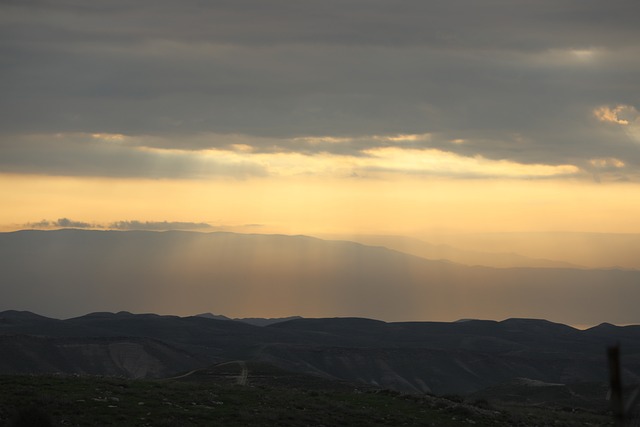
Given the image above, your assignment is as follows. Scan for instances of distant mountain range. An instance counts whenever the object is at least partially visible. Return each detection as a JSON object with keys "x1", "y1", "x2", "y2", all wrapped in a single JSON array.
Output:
[
  {"x1": 419, "y1": 231, "x2": 640, "y2": 270},
  {"x1": 320, "y1": 234, "x2": 585, "y2": 269},
  {"x1": 1, "y1": 229, "x2": 640, "y2": 325},
  {"x1": 1, "y1": 310, "x2": 639, "y2": 397},
  {"x1": 195, "y1": 312, "x2": 303, "y2": 326}
]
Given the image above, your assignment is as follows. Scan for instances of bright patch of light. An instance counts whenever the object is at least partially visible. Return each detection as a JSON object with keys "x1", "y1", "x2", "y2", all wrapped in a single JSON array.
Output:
[
  {"x1": 374, "y1": 133, "x2": 431, "y2": 142},
  {"x1": 569, "y1": 49, "x2": 595, "y2": 61},
  {"x1": 589, "y1": 158, "x2": 625, "y2": 169},
  {"x1": 151, "y1": 146, "x2": 581, "y2": 180},
  {"x1": 230, "y1": 144, "x2": 254, "y2": 152},
  {"x1": 293, "y1": 136, "x2": 353, "y2": 145},
  {"x1": 527, "y1": 48, "x2": 599, "y2": 67},
  {"x1": 360, "y1": 148, "x2": 579, "y2": 179},
  {"x1": 22, "y1": 131, "x2": 584, "y2": 181},
  {"x1": 593, "y1": 105, "x2": 638, "y2": 125},
  {"x1": 91, "y1": 133, "x2": 126, "y2": 142}
]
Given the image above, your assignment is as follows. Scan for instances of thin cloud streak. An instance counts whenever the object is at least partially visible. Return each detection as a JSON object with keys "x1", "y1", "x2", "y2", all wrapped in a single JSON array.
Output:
[
  {"x1": 0, "y1": 133, "x2": 268, "y2": 179},
  {"x1": 23, "y1": 218, "x2": 213, "y2": 231},
  {"x1": 25, "y1": 218, "x2": 95, "y2": 229},
  {"x1": 20, "y1": 218, "x2": 269, "y2": 233},
  {"x1": 109, "y1": 221, "x2": 213, "y2": 231},
  {"x1": 1, "y1": 132, "x2": 627, "y2": 181}
]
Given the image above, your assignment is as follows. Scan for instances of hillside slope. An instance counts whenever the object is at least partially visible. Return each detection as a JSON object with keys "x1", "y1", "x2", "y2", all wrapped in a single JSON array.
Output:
[{"x1": 2, "y1": 310, "x2": 640, "y2": 395}]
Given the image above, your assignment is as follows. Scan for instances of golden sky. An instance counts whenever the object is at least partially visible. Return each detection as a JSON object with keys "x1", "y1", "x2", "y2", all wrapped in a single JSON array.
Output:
[
  {"x1": 2, "y1": 1, "x2": 640, "y2": 239},
  {"x1": 3, "y1": 163, "x2": 640, "y2": 237}
]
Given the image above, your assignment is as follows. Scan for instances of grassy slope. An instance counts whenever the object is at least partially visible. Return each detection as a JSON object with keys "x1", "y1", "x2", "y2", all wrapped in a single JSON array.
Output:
[{"x1": 0, "y1": 375, "x2": 611, "y2": 427}]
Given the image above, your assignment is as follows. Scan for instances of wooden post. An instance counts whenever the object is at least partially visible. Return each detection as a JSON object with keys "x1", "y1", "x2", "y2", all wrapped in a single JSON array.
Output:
[{"x1": 608, "y1": 344, "x2": 625, "y2": 427}]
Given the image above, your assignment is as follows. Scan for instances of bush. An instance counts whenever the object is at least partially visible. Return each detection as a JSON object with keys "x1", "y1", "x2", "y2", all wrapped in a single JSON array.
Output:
[{"x1": 8, "y1": 406, "x2": 53, "y2": 427}]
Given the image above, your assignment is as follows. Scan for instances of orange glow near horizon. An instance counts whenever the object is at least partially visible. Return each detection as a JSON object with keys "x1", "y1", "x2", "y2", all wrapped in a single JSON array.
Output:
[{"x1": 3, "y1": 173, "x2": 640, "y2": 236}]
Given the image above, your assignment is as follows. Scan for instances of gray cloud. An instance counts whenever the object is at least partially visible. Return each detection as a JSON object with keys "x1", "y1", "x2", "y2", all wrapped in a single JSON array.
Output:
[
  {"x1": 25, "y1": 218, "x2": 94, "y2": 229},
  {"x1": 1, "y1": 0, "x2": 640, "y2": 178},
  {"x1": 3, "y1": 1, "x2": 637, "y2": 50},
  {"x1": 108, "y1": 221, "x2": 212, "y2": 231},
  {"x1": 0, "y1": 133, "x2": 268, "y2": 179},
  {"x1": 24, "y1": 218, "x2": 215, "y2": 231},
  {"x1": 56, "y1": 218, "x2": 93, "y2": 228}
]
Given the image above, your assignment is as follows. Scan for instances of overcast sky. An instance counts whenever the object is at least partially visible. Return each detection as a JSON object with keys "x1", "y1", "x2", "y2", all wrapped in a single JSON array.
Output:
[{"x1": 2, "y1": 1, "x2": 640, "y2": 234}]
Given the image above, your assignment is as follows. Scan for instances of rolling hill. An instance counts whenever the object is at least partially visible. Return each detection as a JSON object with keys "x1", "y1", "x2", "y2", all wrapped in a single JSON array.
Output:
[{"x1": 2, "y1": 310, "x2": 640, "y2": 397}]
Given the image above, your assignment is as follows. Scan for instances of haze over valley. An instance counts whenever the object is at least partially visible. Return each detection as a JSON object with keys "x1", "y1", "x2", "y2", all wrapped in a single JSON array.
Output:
[{"x1": 2, "y1": 229, "x2": 639, "y2": 327}]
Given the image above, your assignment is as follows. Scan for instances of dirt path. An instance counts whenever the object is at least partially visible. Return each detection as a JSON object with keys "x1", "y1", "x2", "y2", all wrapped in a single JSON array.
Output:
[
  {"x1": 164, "y1": 368, "x2": 200, "y2": 380},
  {"x1": 236, "y1": 360, "x2": 248, "y2": 385},
  {"x1": 165, "y1": 360, "x2": 249, "y2": 385}
]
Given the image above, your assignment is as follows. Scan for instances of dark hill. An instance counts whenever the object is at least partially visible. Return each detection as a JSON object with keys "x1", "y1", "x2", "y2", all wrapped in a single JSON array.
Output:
[{"x1": 2, "y1": 310, "x2": 640, "y2": 395}]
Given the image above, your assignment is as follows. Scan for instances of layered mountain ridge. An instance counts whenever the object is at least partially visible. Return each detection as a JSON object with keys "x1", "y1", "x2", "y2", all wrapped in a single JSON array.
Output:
[
  {"x1": 2, "y1": 229, "x2": 640, "y2": 325},
  {"x1": 1, "y1": 310, "x2": 639, "y2": 396}
]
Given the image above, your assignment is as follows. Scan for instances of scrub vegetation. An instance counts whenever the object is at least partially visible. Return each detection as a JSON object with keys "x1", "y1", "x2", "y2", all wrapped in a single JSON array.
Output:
[{"x1": 0, "y1": 374, "x2": 611, "y2": 427}]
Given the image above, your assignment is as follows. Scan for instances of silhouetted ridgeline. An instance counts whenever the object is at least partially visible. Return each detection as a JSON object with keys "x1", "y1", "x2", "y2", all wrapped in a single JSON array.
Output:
[{"x1": 1, "y1": 310, "x2": 640, "y2": 396}]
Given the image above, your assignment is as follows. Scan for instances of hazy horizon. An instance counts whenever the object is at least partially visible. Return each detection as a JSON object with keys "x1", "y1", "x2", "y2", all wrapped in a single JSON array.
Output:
[
  {"x1": 5, "y1": 226, "x2": 640, "y2": 270},
  {"x1": 2, "y1": 229, "x2": 640, "y2": 327}
]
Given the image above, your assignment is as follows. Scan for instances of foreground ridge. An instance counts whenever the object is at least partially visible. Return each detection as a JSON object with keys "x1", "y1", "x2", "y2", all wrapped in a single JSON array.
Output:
[{"x1": 1, "y1": 310, "x2": 638, "y2": 398}]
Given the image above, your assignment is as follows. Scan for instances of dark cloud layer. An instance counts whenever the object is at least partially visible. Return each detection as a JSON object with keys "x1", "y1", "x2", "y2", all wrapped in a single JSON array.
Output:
[{"x1": 1, "y1": 0, "x2": 640, "y2": 179}]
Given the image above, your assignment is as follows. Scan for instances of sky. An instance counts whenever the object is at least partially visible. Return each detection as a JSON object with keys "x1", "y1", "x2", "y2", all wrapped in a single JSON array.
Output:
[{"x1": 2, "y1": 0, "x2": 640, "y2": 238}]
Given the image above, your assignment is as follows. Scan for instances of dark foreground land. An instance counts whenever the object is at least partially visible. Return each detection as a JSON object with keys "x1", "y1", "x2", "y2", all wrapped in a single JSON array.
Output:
[
  {"x1": 0, "y1": 368, "x2": 611, "y2": 427},
  {"x1": 0, "y1": 309, "x2": 627, "y2": 425}
]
